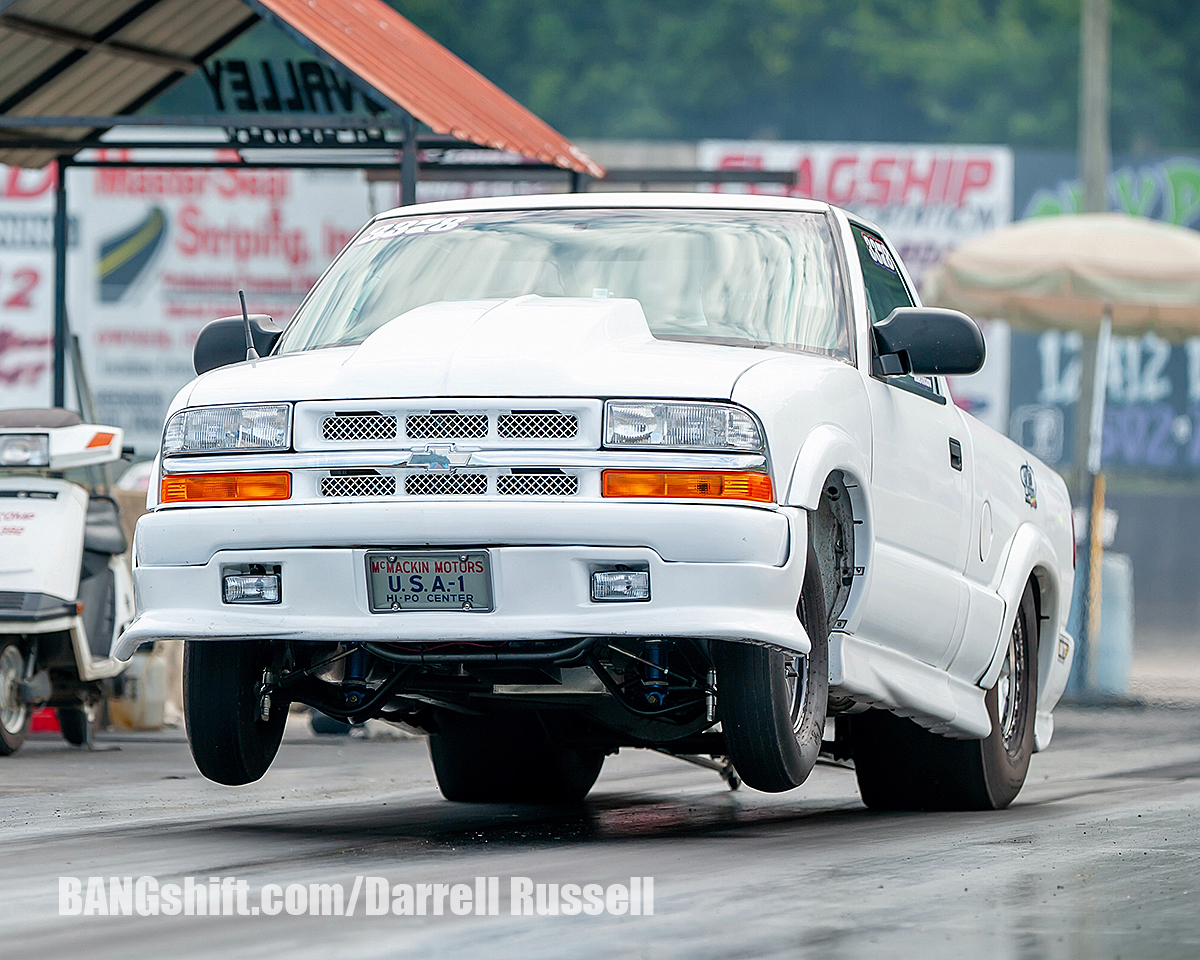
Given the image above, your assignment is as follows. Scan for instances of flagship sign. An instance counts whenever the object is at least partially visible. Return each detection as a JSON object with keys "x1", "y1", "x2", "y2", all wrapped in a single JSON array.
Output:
[
  {"x1": 200, "y1": 59, "x2": 387, "y2": 116},
  {"x1": 698, "y1": 141, "x2": 1014, "y2": 284}
]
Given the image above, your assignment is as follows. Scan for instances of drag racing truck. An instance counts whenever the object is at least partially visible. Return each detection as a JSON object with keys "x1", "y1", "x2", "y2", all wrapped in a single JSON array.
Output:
[{"x1": 118, "y1": 194, "x2": 1075, "y2": 810}]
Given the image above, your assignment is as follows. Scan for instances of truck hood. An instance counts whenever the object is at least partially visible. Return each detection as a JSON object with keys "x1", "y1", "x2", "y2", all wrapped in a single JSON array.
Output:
[{"x1": 183, "y1": 297, "x2": 775, "y2": 405}]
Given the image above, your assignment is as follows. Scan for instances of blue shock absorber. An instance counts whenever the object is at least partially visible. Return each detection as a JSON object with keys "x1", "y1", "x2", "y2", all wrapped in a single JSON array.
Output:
[
  {"x1": 643, "y1": 639, "x2": 668, "y2": 707},
  {"x1": 343, "y1": 646, "x2": 371, "y2": 708}
]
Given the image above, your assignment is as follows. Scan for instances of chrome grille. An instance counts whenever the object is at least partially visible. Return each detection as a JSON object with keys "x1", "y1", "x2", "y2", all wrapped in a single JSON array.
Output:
[
  {"x1": 497, "y1": 472, "x2": 579, "y2": 497},
  {"x1": 406, "y1": 412, "x2": 487, "y2": 439},
  {"x1": 497, "y1": 411, "x2": 578, "y2": 440},
  {"x1": 320, "y1": 474, "x2": 396, "y2": 498},
  {"x1": 405, "y1": 473, "x2": 487, "y2": 496},
  {"x1": 322, "y1": 413, "x2": 396, "y2": 442}
]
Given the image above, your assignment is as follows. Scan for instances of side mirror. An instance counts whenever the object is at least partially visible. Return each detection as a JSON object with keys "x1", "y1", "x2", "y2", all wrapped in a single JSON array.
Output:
[
  {"x1": 872, "y1": 307, "x2": 985, "y2": 377},
  {"x1": 193, "y1": 314, "x2": 284, "y2": 374}
]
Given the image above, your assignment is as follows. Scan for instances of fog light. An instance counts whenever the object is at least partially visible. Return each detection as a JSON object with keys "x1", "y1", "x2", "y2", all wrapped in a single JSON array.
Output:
[
  {"x1": 591, "y1": 570, "x2": 650, "y2": 602},
  {"x1": 223, "y1": 574, "x2": 281, "y2": 604}
]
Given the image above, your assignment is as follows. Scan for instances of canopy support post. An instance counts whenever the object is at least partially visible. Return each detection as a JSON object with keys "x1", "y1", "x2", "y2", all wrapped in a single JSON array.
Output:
[
  {"x1": 400, "y1": 113, "x2": 417, "y2": 206},
  {"x1": 52, "y1": 155, "x2": 70, "y2": 409},
  {"x1": 1080, "y1": 307, "x2": 1113, "y2": 692}
]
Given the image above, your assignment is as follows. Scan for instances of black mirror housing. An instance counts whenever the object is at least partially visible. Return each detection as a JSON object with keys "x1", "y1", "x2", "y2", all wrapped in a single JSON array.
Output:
[
  {"x1": 872, "y1": 307, "x2": 985, "y2": 377},
  {"x1": 193, "y1": 314, "x2": 284, "y2": 374}
]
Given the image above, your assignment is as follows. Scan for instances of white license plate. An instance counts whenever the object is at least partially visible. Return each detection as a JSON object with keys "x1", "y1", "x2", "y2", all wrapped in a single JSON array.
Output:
[{"x1": 365, "y1": 551, "x2": 493, "y2": 612}]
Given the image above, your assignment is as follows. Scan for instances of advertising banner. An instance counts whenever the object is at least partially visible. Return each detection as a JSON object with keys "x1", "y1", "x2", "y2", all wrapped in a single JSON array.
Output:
[
  {"x1": 698, "y1": 141, "x2": 1013, "y2": 284},
  {"x1": 72, "y1": 160, "x2": 368, "y2": 452},
  {"x1": 0, "y1": 165, "x2": 60, "y2": 409},
  {"x1": 0, "y1": 156, "x2": 370, "y2": 454}
]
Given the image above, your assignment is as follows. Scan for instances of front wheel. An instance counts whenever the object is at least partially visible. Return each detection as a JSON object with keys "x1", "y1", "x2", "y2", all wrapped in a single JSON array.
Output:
[
  {"x1": 58, "y1": 703, "x2": 100, "y2": 746},
  {"x1": 0, "y1": 640, "x2": 30, "y2": 756},
  {"x1": 851, "y1": 582, "x2": 1039, "y2": 811},
  {"x1": 712, "y1": 548, "x2": 829, "y2": 793},
  {"x1": 183, "y1": 641, "x2": 289, "y2": 785}
]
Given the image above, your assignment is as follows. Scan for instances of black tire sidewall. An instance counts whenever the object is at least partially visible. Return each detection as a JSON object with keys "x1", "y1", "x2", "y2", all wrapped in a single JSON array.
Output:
[
  {"x1": 979, "y1": 584, "x2": 1038, "y2": 808},
  {"x1": 183, "y1": 641, "x2": 289, "y2": 785},
  {"x1": 715, "y1": 548, "x2": 829, "y2": 792},
  {"x1": 429, "y1": 711, "x2": 604, "y2": 803}
]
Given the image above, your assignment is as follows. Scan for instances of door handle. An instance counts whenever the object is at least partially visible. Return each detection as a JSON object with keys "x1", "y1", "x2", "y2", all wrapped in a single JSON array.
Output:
[{"x1": 949, "y1": 438, "x2": 963, "y2": 471}]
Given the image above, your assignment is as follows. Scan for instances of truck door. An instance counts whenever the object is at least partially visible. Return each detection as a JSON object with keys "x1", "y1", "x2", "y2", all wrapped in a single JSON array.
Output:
[{"x1": 851, "y1": 224, "x2": 971, "y2": 667}]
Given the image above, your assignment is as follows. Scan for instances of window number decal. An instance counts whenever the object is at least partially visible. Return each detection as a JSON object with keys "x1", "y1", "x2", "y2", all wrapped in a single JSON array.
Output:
[
  {"x1": 355, "y1": 215, "x2": 471, "y2": 245},
  {"x1": 861, "y1": 233, "x2": 898, "y2": 273}
]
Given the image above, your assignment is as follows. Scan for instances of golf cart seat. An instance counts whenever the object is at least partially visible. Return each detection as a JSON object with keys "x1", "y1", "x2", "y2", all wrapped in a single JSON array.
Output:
[
  {"x1": 0, "y1": 407, "x2": 83, "y2": 428},
  {"x1": 84, "y1": 496, "x2": 127, "y2": 555}
]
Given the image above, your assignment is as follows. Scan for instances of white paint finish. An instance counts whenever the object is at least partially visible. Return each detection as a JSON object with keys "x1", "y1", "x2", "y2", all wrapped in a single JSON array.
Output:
[
  {"x1": 0, "y1": 477, "x2": 87, "y2": 602},
  {"x1": 979, "y1": 500, "x2": 993, "y2": 563},
  {"x1": 118, "y1": 541, "x2": 810, "y2": 661},
  {"x1": 855, "y1": 543, "x2": 969, "y2": 667},
  {"x1": 829, "y1": 632, "x2": 991, "y2": 739},
  {"x1": 133, "y1": 192, "x2": 1078, "y2": 739},
  {"x1": 135, "y1": 500, "x2": 794, "y2": 568},
  {"x1": 186, "y1": 298, "x2": 779, "y2": 407},
  {"x1": 856, "y1": 381, "x2": 972, "y2": 666}
]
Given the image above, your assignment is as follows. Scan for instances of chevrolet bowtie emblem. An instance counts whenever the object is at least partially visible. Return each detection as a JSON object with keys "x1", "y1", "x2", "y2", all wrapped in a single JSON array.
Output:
[{"x1": 407, "y1": 445, "x2": 473, "y2": 471}]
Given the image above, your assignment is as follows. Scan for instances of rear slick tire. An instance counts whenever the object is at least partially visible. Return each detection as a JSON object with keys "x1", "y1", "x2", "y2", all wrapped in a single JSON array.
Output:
[
  {"x1": 712, "y1": 548, "x2": 829, "y2": 793},
  {"x1": 851, "y1": 582, "x2": 1039, "y2": 811},
  {"x1": 429, "y1": 711, "x2": 604, "y2": 803},
  {"x1": 184, "y1": 640, "x2": 289, "y2": 786}
]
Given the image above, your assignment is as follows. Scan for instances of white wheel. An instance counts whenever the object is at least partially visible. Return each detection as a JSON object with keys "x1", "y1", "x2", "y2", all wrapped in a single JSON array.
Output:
[{"x1": 0, "y1": 641, "x2": 30, "y2": 756}]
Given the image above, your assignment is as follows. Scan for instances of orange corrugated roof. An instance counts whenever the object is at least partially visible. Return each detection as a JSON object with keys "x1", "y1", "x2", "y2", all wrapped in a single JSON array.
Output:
[{"x1": 246, "y1": 0, "x2": 604, "y2": 177}]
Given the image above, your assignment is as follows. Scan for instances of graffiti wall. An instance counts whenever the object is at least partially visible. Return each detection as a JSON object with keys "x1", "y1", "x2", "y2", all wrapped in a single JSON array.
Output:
[{"x1": 1008, "y1": 152, "x2": 1200, "y2": 479}]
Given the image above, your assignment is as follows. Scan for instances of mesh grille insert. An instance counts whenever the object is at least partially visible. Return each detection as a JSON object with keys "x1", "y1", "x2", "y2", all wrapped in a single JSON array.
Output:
[
  {"x1": 497, "y1": 411, "x2": 578, "y2": 440},
  {"x1": 497, "y1": 472, "x2": 579, "y2": 497},
  {"x1": 405, "y1": 473, "x2": 487, "y2": 496},
  {"x1": 322, "y1": 413, "x2": 397, "y2": 442},
  {"x1": 406, "y1": 412, "x2": 487, "y2": 439},
  {"x1": 320, "y1": 474, "x2": 397, "y2": 498}
]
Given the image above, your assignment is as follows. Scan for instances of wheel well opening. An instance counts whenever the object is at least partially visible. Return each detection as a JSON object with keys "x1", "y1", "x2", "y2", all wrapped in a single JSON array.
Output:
[{"x1": 809, "y1": 471, "x2": 856, "y2": 630}]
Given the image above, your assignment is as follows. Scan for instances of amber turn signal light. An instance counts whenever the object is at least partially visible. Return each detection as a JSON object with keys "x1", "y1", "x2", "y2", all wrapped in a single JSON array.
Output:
[
  {"x1": 160, "y1": 472, "x2": 291, "y2": 503},
  {"x1": 601, "y1": 470, "x2": 773, "y2": 503}
]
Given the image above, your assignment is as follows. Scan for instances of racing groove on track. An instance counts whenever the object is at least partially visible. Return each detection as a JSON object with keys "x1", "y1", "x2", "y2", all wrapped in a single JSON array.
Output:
[{"x1": 3, "y1": 707, "x2": 1200, "y2": 960}]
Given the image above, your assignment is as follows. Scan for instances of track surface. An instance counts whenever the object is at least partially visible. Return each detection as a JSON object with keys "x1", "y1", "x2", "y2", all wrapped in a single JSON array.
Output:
[{"x1": 3, "y1": 707, "x2": 1200, "y2": 959}]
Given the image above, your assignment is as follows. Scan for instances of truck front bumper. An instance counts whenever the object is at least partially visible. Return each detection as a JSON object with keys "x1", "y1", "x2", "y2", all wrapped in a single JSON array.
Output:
[{"x1": 117, "y1": 500, "x2": 810, "y2": 660}]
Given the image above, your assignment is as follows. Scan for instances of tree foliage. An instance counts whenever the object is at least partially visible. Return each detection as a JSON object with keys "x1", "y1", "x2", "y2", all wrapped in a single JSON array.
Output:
[{"x1": 384, "y1": 0, "x2": 1200, "y2": 149}]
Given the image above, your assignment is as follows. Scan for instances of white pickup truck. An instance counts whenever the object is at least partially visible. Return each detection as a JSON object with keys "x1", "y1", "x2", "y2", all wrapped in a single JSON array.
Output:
[{"x1": 120, "y1": 194, "x2": 1075, "y2": 810}]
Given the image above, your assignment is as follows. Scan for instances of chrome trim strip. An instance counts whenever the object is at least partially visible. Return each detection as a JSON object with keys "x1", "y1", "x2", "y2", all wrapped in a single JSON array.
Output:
[{"x1": 162, "y1": 450, "x2": 769, "y2": 473}]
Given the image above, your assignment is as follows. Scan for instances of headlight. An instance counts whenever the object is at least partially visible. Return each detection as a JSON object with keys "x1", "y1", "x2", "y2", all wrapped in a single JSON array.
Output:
[
  {"x1": 162, "y1": 404, "x2": 291, "y2": 456},
  {"x1": 0, "y1": 433, "x2": 49, "y2": 467},
  {"x1": 604, "y1": 401, "x2": 764, "y2": 451}
]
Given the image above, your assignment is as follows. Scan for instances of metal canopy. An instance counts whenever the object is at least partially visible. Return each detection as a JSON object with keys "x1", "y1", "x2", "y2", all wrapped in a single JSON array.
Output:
[{"x1": 0, "y1": 0, "x2": 603, "y2": 176}]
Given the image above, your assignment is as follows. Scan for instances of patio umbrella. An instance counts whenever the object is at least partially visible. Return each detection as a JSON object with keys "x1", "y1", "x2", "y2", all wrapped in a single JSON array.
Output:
[{"x1": 923, "y1": 212, "x2": 1200, "y2": 691}]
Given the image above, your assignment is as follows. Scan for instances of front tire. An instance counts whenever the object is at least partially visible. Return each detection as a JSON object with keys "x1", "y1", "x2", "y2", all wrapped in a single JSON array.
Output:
[
  {"x1": 0, "y1": 640, "x2": 30, "y2": 756},
  {"x1": 183, "y1": 641, "x2": 289, "y2": 785},
  {"x1": 712, "y1": 548, "x2": 829, "y2": 792},
  {"x1": 429, "y1": 711, "x2": 604, "y2": 803},
  {"x1": 851, "y1": 582, "x2": 1039, "y2": 811},
  {"x1": 58, "y1": 704, "x2": 99, "y2": 746}
]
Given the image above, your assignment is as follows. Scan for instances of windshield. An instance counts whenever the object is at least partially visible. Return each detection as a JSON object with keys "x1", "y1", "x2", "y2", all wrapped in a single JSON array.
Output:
[{"x1": 276, "y1": 209, "x2": 851, "y2": 360}]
